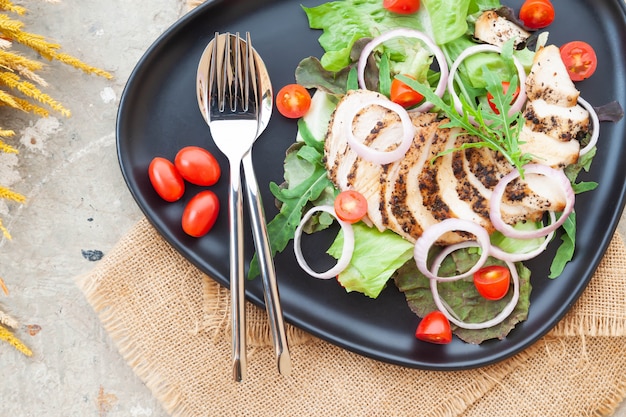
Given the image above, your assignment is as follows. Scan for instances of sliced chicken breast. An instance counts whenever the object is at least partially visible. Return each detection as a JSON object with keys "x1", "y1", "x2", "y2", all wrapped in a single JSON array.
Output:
[
  {"x1": 474, "y1": 10, "x2": 530, "y2": 48},
  {"x1": 524, "y1": 98, "x2": 590, "y2": 141},
  {"x1": 525, "y1": 45, "x2": 580, "y2": 107}
]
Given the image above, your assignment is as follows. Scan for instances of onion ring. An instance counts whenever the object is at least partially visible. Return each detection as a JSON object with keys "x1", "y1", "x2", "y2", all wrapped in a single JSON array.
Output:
[
  {"x1": 357, "y1": 28, "x2": 449, "y2": 113},
  {"x1": 578, "y1": 96, "x2": 600, "y2": 157},
  {"x1": 429, "y1": 241, "x2": 521, "y2": 330},
  {"x1": 294, "y1": 205, "x2": 354, "y2": 279},
  {"x1": 413, "y1": 218, "x2": 491, "y2": 281},
  {"x1": 344, "y1": 97, "x2": 415, "y2": 165},
  {"x1": 447, "y1": 44, "x2": 527, "y2": 118},
  {"x1": 489, "y1": 164, "x2": 575, "y2": 240}
]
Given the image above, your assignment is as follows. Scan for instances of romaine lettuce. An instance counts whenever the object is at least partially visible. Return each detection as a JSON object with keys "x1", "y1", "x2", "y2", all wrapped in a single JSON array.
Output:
[{"x1": 327, "y1": 222, "x2": 414, "y2": 298}]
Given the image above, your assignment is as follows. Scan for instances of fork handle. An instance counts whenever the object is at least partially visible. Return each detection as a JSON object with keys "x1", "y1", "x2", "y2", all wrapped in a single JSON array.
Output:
[
  {"x1": 242, "y1": 151, "x2": 292, "y2": 376},
  {"x1": 228, "y1": 160, "x2": 247, "y2": 382}
]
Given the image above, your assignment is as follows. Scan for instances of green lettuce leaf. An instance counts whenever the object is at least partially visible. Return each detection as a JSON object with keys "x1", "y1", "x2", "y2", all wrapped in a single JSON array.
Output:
[
  {"x1": 327, "y1": 223, "x2": 414, "y2": 298},
  {"x1": 421, "y1": 0, "x2": 471, "y2": 45},
  {"x1": 302, "y1": 0, "x2": 432, "y2": 75}
]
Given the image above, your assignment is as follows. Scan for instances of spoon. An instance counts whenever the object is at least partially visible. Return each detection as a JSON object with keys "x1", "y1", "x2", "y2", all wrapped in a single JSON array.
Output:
[{"x1": 197, "y1": 36, "x2": 292, "y2": 376}]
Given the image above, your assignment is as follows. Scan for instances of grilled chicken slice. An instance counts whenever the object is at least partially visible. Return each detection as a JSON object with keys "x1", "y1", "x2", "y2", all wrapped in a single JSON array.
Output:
[
  {"x1": 324, "y1": 90, "x2": 569, "y2": 244},
  {"x1": 524, "y1": 99, "x2": 590, "y2": 141},
  {"x1": 325, "y1": 89, "x2": 414, "y2": 231},
  {"x1": 461, "y1": 146, "x2": 565, "y2": 219},
  {"x1": 474, "y1": 10, "x2": 530, "y2": 48},
  {"x1": 519, "y1": 123, "x2": 581, "y2": 168},
  {"x1": 525, "y1": 45, "x2": 580, "y2": 107}
]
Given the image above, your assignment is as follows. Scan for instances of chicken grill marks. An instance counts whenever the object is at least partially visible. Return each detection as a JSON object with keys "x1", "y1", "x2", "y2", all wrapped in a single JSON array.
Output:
[{"x1": 324, "y1": 89, "x2": 570, "y2": 245}]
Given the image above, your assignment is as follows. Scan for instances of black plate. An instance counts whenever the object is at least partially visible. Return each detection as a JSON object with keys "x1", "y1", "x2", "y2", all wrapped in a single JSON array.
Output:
[{"x1": 117, "y1": 0, "x2": 626, "y2": 370}]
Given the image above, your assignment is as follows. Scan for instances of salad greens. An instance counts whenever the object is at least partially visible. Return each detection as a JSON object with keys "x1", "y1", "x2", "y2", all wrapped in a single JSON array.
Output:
[
  {"x1": 394, "y1": 250, "x2": 532, "y2": 344},
  {"x1": 256, "y1": 0, "x2": 602, "y2": 342}
]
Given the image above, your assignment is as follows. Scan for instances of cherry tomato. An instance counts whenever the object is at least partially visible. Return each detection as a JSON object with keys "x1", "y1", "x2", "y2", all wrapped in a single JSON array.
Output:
[
  {"x1": 560, "y1": 41, "x2": 598, "y2": 82},
  {"x1": 276, "y1": 84, "x2": 311, "y2": 119},
  {"x1": 174, "y1": 146, "x2": 221, "y2": 186},
  {"x1": 334, "y1": 190, "x2": 368, "y2": 224},
  {"x1": 473, "y1": 265, "x2": 511, "y2": 301},
  {"x1": 415, "y1": 311, "x2": 452, "y2": 344},
  {"x1": 390, "y1": 75, "x2": 424, "y2": 108},
  {"x1": 148, "y1": 157, "x2": 185, "y2": 202},
  {"x1": 383, "y1": 0, "x2": 420, "y2": 14},
  {"x1": 486, "y1": 81, "x2": 520, "y2": 115},
  {"x1": 182, "y1": 190, "x2": 220, "y2": 237},
  {"x1": 519, "y1": 0, "x2": 555, "y2": 29}
]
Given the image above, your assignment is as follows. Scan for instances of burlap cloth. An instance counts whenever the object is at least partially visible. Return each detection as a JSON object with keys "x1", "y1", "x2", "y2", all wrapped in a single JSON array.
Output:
[{"x1": 76, "y1": 217, "x2": 626, "y2": 417}]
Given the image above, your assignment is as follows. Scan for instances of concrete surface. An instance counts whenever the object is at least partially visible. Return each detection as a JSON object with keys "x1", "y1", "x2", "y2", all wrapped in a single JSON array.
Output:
[{"x1": 0, "y1": 1, "x2": 623, "y2": 416}]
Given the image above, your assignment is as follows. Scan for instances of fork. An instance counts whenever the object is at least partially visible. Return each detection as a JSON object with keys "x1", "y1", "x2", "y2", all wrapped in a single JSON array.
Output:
[{"x1": 206, "y1": 31, "x2": 258, "y2": 382}]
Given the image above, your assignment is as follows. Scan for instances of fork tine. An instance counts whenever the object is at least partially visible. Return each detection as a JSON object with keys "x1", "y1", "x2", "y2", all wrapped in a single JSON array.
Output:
[{"x1": 244, "y1": 32, "x2": 259, "y2": 115}]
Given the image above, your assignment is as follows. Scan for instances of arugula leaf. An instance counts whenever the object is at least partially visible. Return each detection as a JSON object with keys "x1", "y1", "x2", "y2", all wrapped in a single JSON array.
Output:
[
  {"x1": 398, "y1": 67, "x2": 532, "y2": 175},
  {"x1": 549, "y1": 212, "x2": 576, "y2": 279},
  {"x1": 248, "y1": 121, "x2": 335, "y2": 279}
]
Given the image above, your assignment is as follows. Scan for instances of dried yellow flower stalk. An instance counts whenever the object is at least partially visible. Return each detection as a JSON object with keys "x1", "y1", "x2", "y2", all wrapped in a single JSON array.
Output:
[
  {"x1": 0, "y1": 0, "x2": 25, "y2": 16},
  {"x1": 0, "y1": 1, "x2": 113, "y2": 240},
  {"x1": 0, "y1": 71, "x2": 70, "y2": 116},
  {"x1": 0, "y1": 324, "x2": 32, "y2": 356},
  {"x1": 0, "y1": 185, "x2": 25, "y2": 203}
]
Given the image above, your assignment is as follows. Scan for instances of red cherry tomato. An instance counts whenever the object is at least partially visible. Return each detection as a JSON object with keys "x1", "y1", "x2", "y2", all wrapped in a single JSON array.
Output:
[
  {"x1": 560, "y1": 41, "x2": 598, "y2": 82},
  {"x1": 334, "y1": 190, "x2": 368, "y2": 224},
  {"x1": 182, "y1": 190, "x2": 220, "y2": 237},
  {"x1": 174, "y1": 146, "x2": 221, "y2": 186},
  {"x1": 276, "y1": 84, "x2": 311, "y2": 119},
  {"x1": 148, "y1": 157, "x2": 185, "y2": 202},
  {"x1": 383, "y1": 0, "x2": 420, "y2": 14},
  {"x1": 415, "y1": 311, "x2": 452, "y2": 344},
  {"x1": 390, "y1": 75, "x2": 424, "y2": 108},
  {"x1": 486, "y1": 81, "x2": 520, "y2": 115},
  {"x1": 519, "y1": 0, "x2": 555, "y2": 29},
  {"x1": 473, "y1": 265, "x2": 511, "y2": 301}
]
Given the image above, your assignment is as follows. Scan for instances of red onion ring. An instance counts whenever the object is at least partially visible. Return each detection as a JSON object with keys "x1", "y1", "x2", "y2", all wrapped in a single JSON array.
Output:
[
  {"x1": 429, "y1": 242, "x2": 520, "y2": 330},
  {"x1": 577, "y1": 96, "x2": 600, "y2": 157},
  {"x1": 489, "y1": 164, "x2": 575, "y2": 240},
  {"x1": 413, "y1": 218, "x2": 491, "y2": 281},
  {"x1": 357, "y1": 28, "x2": 449, "y2": 113},
  {"x1": 294, "y1": 205, "x2": 354, "y2": 279},
  {"x1": 447, "y1": 44, "x2": 527, "y2": 118},
  {"x1": 489, "y1": 211, "x2": 556, "y2": 262},
  {"x1": 344, "y1": 97, "x2": 415, "y2": 165}
]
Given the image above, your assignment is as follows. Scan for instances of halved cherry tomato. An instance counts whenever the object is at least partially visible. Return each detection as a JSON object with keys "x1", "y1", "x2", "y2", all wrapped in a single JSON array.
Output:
[
  {"x1": 148, "y1": 157, "x2": 185, "y2": 202},
  {"x1": 383, "y1": 0, "x2": 420, "y2": 14},
  {"x1": 334, "y1": 190, "x2": 368, "y2": 224},
  {"x1": 182, "y1": 190, "x2": 220, "y2": 237},
  {"x1": 473, "y1": 265, "x2": 511, "y2": 301},
  {"x1": 519, "y1": 0, "x2": 555, "y2": 29},
  {"x1": 175, "y1": 146, "x2": 221, "y2": 186},
  {"x1": 415, "y1": 311, "x2": 452, "y2": 344},
  {"x1": 390, "y1": 75, "x2": 424, "y2": 108},
  {"x1": 276, "y1": 84, "x2": 311, "y2": 119},
  {"x1": 560, "y1": 41, "x2": 598, "y2": 82},
  {"x1": 486, "y1": 81, "x2": 520, "y2": 115}
]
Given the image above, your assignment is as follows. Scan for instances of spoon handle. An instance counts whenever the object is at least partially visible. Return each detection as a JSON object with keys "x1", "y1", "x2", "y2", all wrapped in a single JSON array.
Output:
[
  {"x1": 228, "y1": 159, "x2": 247, "y2": 382},
  {"x1": 242, "y1": 151, "x2": 292, "y2": 376}
]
